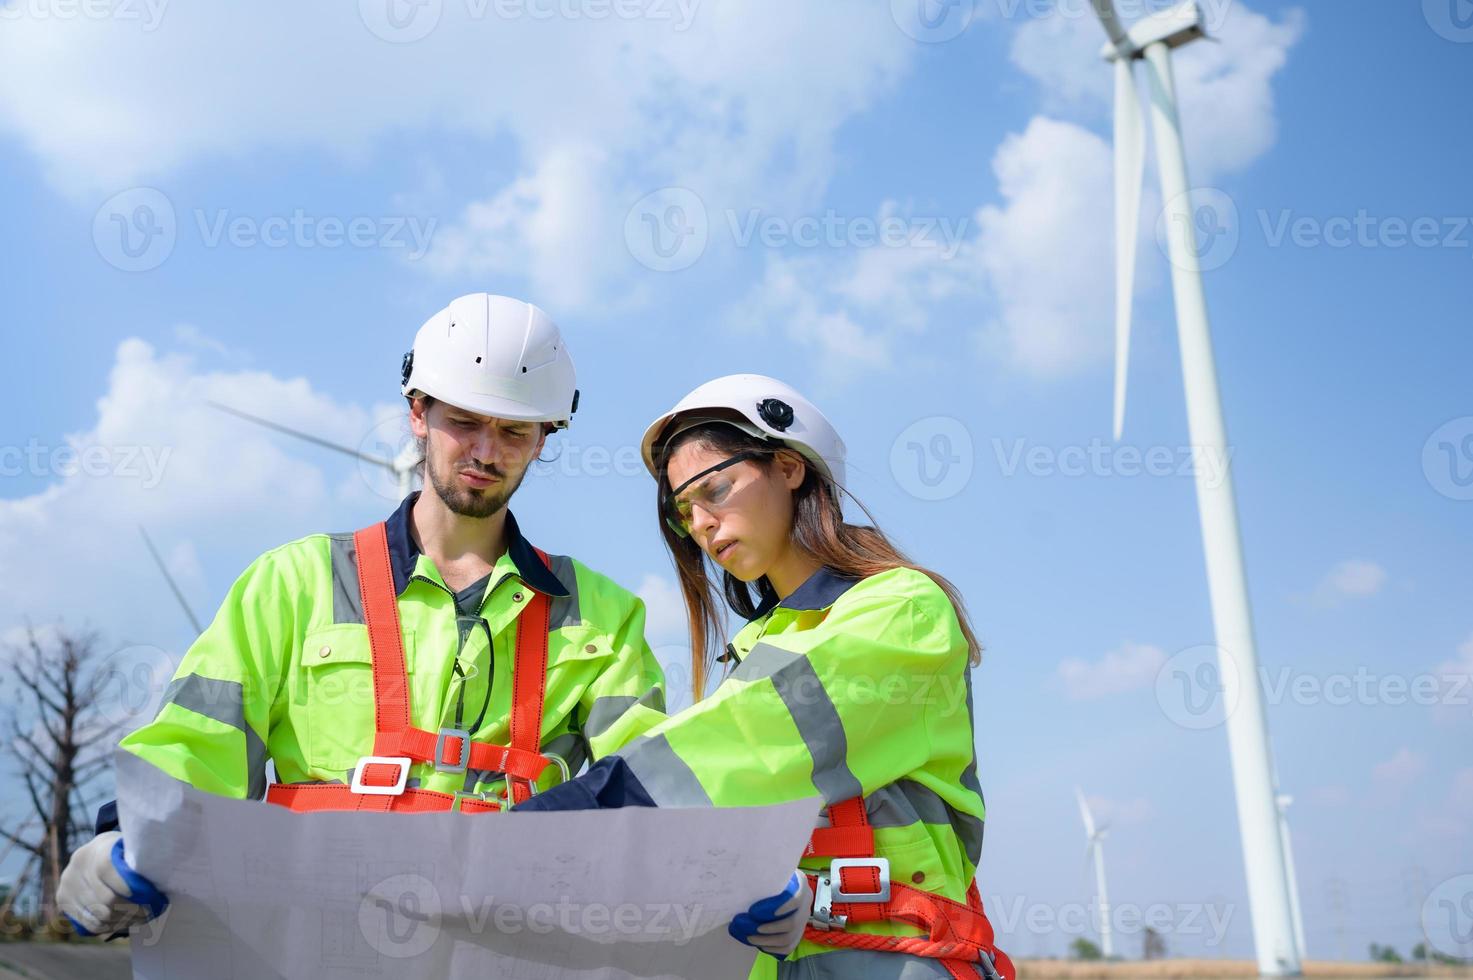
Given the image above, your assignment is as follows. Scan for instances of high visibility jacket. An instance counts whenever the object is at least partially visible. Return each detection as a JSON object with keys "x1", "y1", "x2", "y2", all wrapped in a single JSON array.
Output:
[
  {"x1": 527, "y1": 565, "x2": 993, "y2": 976},
  {"x1": 119, "y1": 493, "x2": 666, "y2": 803}
]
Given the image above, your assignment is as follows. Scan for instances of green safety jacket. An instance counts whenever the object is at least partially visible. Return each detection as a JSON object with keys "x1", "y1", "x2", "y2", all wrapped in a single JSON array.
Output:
[
  {"x1": 120, "y1": 493, "x2": 666, "y2": 802},
  {"x1": 610, "y1": 566, "x2": 988, "y2": 972}
]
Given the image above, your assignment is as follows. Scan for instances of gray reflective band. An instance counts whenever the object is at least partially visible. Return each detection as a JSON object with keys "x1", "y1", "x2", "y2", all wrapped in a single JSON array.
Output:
[
  {"x1": 766, "y1": 655, "x2": 863, "y2": 804},
  {"x1": 159, "y1": 673, "x2": 268, "y2": 799},
  {"x1": 729, "y1": 642, "x2": 802, "y2": 683},
  {"x1": 584, "y1": 687, "x2": 666, "y2": 740},
  {"x1": 547, "y1": 555, "x2": 582, "y2": 629},
  {"x1": 957, "y1": 670, "x2": 985, "y2": 865},
  {"x1": 328, "y1": 533, "x2": 364, "y2": 626},
  {"x1": 543, "y1": 731, "x2": 587, "y2": 780},
  {"x1": 865, "y1": 779, "x2": 985, "y2": 869},
  {"x1": 620, "y1": 734, "x2": 711, "y2": 806}
]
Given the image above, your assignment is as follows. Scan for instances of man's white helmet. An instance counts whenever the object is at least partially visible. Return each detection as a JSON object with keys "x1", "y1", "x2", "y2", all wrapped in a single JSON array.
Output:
[
  {"x1": 401, "y1": 293, "x2": 579, "y2": 428},
  {"x1": 641, "y1": 374, "x2": 846, "y2": 488}
]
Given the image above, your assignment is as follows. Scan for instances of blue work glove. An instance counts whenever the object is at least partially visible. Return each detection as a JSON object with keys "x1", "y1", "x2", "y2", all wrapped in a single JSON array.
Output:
[
  {"x1": 729, "y1": 871, "x2": 812, "y2": 960},
  {"x1": 57, "y1": 831, "x2": 169, "y2": 936}
]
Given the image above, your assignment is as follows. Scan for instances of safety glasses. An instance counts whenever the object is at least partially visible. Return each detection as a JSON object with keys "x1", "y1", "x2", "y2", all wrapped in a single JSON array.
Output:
[{"x1": 662, "y1": 450, "x2": 766, "y2": 538}]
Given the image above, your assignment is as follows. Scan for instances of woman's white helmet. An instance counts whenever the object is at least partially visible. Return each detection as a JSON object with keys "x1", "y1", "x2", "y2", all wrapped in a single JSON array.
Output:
[
  {"x1": 641, "y1": 374, "x2": 847, "y2": 488},
  {"x1": 401, "y1": 293, "x2": 579, "y2": 428}
]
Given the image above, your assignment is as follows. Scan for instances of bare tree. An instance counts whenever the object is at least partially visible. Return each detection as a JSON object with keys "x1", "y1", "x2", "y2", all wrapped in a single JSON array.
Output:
[{"x1": 0, "y1": 624, "x2": 123, "y2": 919}]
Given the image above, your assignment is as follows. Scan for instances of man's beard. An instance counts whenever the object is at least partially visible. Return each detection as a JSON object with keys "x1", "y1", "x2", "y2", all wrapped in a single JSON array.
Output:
[{"x1": 426, "y1": 454, "x2": 528, "y2": 519}]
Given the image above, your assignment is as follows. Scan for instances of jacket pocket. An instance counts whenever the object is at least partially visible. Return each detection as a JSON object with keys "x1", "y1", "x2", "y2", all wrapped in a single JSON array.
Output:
[{"x1": 297, "y1": 623, "x2": 415, "y2": 773}]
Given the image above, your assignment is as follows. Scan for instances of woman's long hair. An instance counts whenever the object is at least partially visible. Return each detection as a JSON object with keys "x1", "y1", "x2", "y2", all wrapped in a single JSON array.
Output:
[{"x1": 655, "y1": 421, "x2": 982, "y2": 701}]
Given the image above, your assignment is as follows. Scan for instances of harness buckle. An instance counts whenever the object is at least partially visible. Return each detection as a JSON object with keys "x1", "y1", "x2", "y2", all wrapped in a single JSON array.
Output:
[
  {"x1": 528, "y1": 753, "x2": 571, "y2": 795},
  {"x1": 978, "y1": 950, "x2": 1005, "y2": 980},
  {"x1": 809, "y1": 872, "x2": 847, "y2": 930},
  {"x1": 449, "y1": 790, "x2": 486, "y2": 813},
  {"x1": 433, "y1": 727, "x2": 473, "y2": 773},
  {"x1": 830, "y1": 858, "x2": 891, "y2": 904},
  {"x1": 350, "y1": 756, "x2": 411, "y2": 796}
]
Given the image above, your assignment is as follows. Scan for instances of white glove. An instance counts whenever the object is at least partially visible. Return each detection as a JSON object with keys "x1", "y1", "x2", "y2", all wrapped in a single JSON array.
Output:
[
  {"x1": 728, "y1": 871, "x2": 813, "y2": 960},
  {"x1": 57, "y1": 831, "x2": 168, "y2": 936}
]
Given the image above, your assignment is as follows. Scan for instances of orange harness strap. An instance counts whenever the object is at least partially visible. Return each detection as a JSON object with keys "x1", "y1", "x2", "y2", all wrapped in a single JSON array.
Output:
[
  {"x1": 803, "y1": 794, "x2": 1015, "y2": 980},
  {"x1": 265, "y1": 521, "x2": 553, "y2": 814}
]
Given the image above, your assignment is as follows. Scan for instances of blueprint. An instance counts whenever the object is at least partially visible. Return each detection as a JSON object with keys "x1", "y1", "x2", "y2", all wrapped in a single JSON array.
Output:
[{"x1": 114, "y1": 751, "x2": 822, "y2": 979}]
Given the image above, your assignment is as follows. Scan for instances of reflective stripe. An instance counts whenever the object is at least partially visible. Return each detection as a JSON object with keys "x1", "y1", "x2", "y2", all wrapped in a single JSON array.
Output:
[
  {"x1": 547, "y1": 555, "x2": 581, "y2": 629},
  {"x1": 327, "y1": 532, "x2": 364, "y2": 626},
  {"x1": 729, "y1": 642, "x2": 802, "y2": 682},
  {"x1": 768, "y1": 656, "x2": 863, "y2": 804},
  {"x1": 956, "y1": 670, "x2": 985, "y2": 866},
  {"x1": 542, "y1": 731, "x2": 587, "y2": 779},
  {"x1": 584, "y1": 687, "x2": 666, "y2": 739},
  {"x1": 865, "y1": 779, "x2": 985, "y2": 869},
  {"x1": 620, "y1": 734, "x2": 711, "y2": 806},
  {"x1": 158, "y1": 673, "x2": 268, "y2": 799}
]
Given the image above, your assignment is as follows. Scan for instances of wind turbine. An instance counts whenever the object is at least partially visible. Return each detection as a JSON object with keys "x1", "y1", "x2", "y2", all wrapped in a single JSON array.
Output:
[
  {"x1": 1276, "y1": 793, "x2": 1307, "y2": 959},
  {"x1": 1075, "y1": 788, "x2": 1113, "y2": 959},
  {"x1": 139, "y1": 525, "x2": 203, "y2": 634},
  {"x1": 208, "y1": 400, "x2": 420, "y2": 500},
  {"x1": 1090, "y1": 1, "x2": 1303, "y2": 974}
]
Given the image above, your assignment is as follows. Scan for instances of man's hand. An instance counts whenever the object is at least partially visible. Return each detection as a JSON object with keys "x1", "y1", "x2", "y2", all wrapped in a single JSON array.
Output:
[
  {"x1": 57, "y1": 831, "x2": 169, "y2": 936},
  {"x1": 728, "y1": 871, "x2": 812, "y2": 960}
]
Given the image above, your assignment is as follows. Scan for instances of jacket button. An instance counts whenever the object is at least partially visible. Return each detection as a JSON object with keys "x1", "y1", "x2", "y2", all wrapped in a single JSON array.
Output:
[
  {"x1": 318, "y1": 645, "x2": 331, "y2": 658},
  {"x1": 585, "y1": 644, "x2": 598, "y2": 654},
  {"x1": 911, "y1": 871, "x2": 926, "y2": 885},
  {"x1": 513, "y1": 592, "x2": 525, "y2": 602}
]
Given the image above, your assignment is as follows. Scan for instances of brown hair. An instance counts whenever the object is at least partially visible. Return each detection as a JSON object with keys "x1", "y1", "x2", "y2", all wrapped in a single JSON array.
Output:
[{"x1": 656, "y1": 421, "x2": 982, "y2": 701}]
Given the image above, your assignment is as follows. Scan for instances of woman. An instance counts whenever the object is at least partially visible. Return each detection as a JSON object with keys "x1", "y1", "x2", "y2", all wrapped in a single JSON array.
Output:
[{"x1": 520, "y1": 375, "x2": 1013, "y2": 980}]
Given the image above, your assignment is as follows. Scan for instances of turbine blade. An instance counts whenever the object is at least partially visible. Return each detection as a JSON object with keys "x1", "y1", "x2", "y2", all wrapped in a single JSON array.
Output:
[
  {"x1": 139, "y1": 526, "x2": 204, "y2": 635},
  {"x1": 1090, "y1": 0, "x2": 1132, "y2": 52},
  {"x1": 1112, "y1": 57, "x2": 1146, "y2": 441},
  {"x1": 208, "y1": 400, "x2": 395, "y2": 470},
  {"x1": 1075, "y1": 786, "x2": 1097, "y2": 837}
]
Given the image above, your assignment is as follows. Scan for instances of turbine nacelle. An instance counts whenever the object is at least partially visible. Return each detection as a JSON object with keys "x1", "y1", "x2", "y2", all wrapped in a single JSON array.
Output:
[{"x1": 1098, "y1": 2, "x2": 1209, "y2": 62}]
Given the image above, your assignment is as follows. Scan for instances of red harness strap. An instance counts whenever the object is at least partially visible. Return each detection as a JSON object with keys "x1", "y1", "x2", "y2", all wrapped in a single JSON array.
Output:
[
  {"x1": 802, "y1": 794, "x2": 1016, "y2": 980},
  {"x1": 265, "y1": 521, "x2": 553, "y2": 814}
]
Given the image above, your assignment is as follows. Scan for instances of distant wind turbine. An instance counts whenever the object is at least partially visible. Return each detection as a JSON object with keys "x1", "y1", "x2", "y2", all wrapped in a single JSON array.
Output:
[
  {"x1": 208, "y1": 400, "x2": 419, "y2": 499},
  {"x1": 139, "y1": 525, "x2": 202, "y2": 634},
  {"x1": 1088, "y1": 1, "x2": 1303, "y2": 973},
  {"x1": 1075, "y1": 788, "x2": 1114, "y2": 959}
]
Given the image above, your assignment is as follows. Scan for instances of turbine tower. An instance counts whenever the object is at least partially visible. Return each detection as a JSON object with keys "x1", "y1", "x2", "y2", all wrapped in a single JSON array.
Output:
[
  {"x1": 1075, "y1": 788, "x2": 1114, "y2": 959},
  {"x1": 1089, "y1": 1, "x2": 1303, "y2": 973}
]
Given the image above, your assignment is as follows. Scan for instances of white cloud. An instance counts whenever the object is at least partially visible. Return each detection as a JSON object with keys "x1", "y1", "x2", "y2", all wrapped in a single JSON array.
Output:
[
  {"x1": 1304, "y1": 558, "x2": 1388, "y2": 606},
  {"x1": 1057, "y1": 640, "x2": 1167, "y2": 700},
  {"x1": 0, "y1": 335, "x2": 401, "y2": 647},
  {"x1": 1372, "y1": 748, "x2": 1427, "y2": 789},
  {"x1": 1080, "y1": 792, "x2": 1156, "y2": 828},
  {"x1": 635, "y1": 572, "x2": 686, "y2": 646}
]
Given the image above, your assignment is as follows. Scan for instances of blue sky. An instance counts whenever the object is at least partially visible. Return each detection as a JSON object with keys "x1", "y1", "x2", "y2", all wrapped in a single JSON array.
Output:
[{"x1": 2, "y1": 0, "x2": 1470, "y2": 963}]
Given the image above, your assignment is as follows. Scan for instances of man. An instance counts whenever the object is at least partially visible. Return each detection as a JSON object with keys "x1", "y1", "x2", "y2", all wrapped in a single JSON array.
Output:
[{"x1": 58, "y1": 293, "x2": 666, "y2": 936}]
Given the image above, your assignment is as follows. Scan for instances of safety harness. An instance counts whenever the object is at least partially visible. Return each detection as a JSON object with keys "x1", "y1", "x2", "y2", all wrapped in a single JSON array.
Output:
[
  {"x1": 802, "y1": 797, "x2": 1016, "y2": 980},
  {"x1": 264, "y1": 521, "x2": 556, "y2": 814}
]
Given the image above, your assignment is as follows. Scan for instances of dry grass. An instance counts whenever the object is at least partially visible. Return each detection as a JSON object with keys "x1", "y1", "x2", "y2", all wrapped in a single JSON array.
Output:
[{"x1": 1016, "y1": 960, "x2": 1473, "y2": 980}]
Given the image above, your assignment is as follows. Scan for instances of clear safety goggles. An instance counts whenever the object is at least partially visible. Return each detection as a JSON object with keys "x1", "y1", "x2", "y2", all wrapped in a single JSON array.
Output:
[{"x1": 661, "y1": 450, "x2": 766, "y2": 538}]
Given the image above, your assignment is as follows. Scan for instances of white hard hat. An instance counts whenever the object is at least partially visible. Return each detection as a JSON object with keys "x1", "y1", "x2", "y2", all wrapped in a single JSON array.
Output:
[
  {"x1": 401, "y1": 293, "x2": 579, "y2": 428},
  {"x1": 641, "y1": 374, "x2": 846, "y2": 488}
]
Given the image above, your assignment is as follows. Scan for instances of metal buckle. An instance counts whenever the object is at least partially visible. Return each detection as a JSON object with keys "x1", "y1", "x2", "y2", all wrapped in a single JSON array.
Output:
[
  {"x1": 350, "y1": 756, "x2": 411, "y2": 796},
  {"x1": 433, "y1": 727, "x2": 473, "y2": 773},
  {"x1": 528, "y1": 753, "x2": 571, "y2": 796},
  {"x1": 450, "y1": 790, "x2": 486, "y2": 813},
  {"x1": 977, "y1": 950, "x2": 1004, "y2": 980},
  {"x1": 809, "y1": 872, "x2": 846, "y2": 930},
  {"x1": 830, "y1": 858, "x2": 891, "y2": 903}
]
